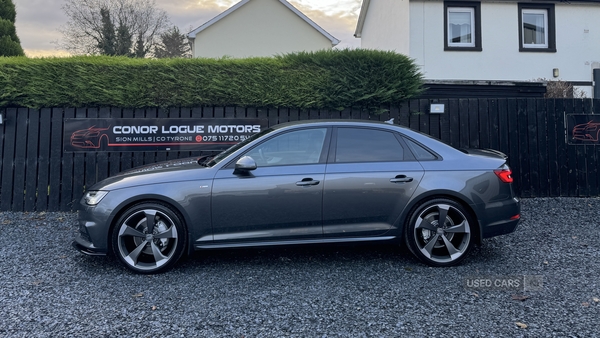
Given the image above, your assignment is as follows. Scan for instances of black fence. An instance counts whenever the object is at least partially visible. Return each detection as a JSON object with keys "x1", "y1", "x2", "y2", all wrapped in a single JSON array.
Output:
[{"x1": 1, "y1": 98, "x2": 599, "y2": 212}]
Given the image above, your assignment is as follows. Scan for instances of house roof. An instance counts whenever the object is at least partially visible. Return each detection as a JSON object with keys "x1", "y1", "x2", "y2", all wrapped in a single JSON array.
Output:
[
  {"x1": 187, "y1": 0, "x2": 340, "y2": 46},
  {"x1": 354, "y1": 0, "x2": 370, "y2": 38}
]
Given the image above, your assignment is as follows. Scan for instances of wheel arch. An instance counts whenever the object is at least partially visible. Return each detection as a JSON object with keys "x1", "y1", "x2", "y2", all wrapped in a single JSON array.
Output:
[
  {"x1": 399, "y1": 191, "x2": 482, "y2": 245},
  {"x1": 106, "y1": 194, "x2": 193, "y2": 255}
]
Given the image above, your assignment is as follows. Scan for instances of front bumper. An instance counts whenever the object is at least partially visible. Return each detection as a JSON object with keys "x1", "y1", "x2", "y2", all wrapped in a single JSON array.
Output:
[
  {"x1": 73, "y1": 202, "x2": 113, "y2": 255},
  {"x1": 72, "y1": 239, "x2": 106, "y2": 256}
]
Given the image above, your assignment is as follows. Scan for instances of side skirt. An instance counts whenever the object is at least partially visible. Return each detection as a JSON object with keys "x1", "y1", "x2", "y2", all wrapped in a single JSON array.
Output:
[{"x1": 194, "y1": 236, "x2": 397, "y2": 250}]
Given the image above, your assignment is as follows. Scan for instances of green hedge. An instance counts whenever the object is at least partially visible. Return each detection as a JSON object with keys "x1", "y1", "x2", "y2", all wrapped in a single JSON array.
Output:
[{"x1": 0, "y1": 49, "x2": 423, "y2": 110}]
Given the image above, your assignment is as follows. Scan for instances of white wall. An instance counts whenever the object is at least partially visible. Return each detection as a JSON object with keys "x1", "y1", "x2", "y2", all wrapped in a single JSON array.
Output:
[
  {"x1": 361, "y1": 0, "x2": 410, "y2": 55},
  {"x1": 363, "y1": 1, "x2": 600, "y2": 94},
  {"x1": 192, "y1": 0, "x2": 333, "y2": 58}
]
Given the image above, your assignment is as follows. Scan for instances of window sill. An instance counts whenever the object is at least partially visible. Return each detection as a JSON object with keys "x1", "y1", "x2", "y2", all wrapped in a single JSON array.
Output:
[
  {"x1": 519, "y1": 47, "x2": 556, "y2": 53},
  {"x1": 444, "y1": 47, "x2": 483, "y2": 52}
]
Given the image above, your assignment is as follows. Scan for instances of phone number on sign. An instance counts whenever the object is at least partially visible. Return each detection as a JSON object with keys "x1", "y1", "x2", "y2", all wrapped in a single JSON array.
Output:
[{"x1": 197, "y1": 135, "x2": 250, "y2": 142}]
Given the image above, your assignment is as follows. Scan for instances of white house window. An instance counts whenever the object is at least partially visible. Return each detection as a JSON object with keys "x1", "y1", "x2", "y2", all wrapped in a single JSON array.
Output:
[
  {"x1": 444, "y1": 2, "x2": 481, "y2": 51},
  {"x1": 448, "y1": 8, "x2": 475, "y2": 47},
  {"x1": 518, "y1": 3, "x2": 556, "y2": 53},
  {"x1": 522, "y1": 9, "x2": 548, "y2": 48}
]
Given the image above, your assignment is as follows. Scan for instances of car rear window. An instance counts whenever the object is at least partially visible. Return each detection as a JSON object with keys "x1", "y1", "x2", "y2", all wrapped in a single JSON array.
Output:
[{"x1": 335, "y1": 128, "x2": 404, "y2": 163}]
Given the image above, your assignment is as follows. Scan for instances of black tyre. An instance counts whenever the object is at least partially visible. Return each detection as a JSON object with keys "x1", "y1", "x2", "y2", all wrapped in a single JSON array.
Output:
[
  {"x1": 111, "y1": 202, "x2": 187, "y2": 274},
  {"x1": 405, "y1": 198, "x2": 474, "y2": 267}
]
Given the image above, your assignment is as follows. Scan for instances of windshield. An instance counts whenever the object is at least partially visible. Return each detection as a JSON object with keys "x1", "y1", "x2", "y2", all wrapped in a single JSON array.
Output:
[{"x1": 205, "y1": 128, "x2": 274, "y2": 167}]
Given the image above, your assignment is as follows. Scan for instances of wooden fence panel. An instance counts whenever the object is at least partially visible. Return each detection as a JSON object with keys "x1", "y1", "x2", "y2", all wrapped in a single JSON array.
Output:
[
  {"x1": 72, "y1": 108, "x2": 86, "y2": 208},
  {"x1": 545, "y1": 99, "x2": 559, "y2": 197},
  {"x1": 12, "y1": 108, "x2": 29, "y2": 211},
  {"x1": 60, "y1": 108, "x2": 74, "y2": 210},
  {"x1": 97, "y1": 107, "x2": 111, "y2": 182},
  {"x1": 478, "y1": 99, "x2": 490, "y2": 149},
  {"x1": 24, "y1": 108, "x2": 40, "y2": 211},
  {"x1": 85, "y1": 108, "x2": 98, "y2": 192},
  {"x1": 48, "y1": 108, "x2": 63, "y2": 211},
  {"x1": 595, "y1": 99, "x2": 600, "y2": 197},
  {"x1": 448, "y1": 99, "x2": 460, "y2": 148},
  {"x1": 1, "y1": 108, "x2": 17, "y2": 210},
  {"x1": 535, "y1": 99, "x2": 549, "y2": 197},
  {"x1": 468, "y1": 99, "x2": 480, "y2": 149},
  {"x1": 439, "y1": 99, "x2": 450, "y2": 145},
  {"x1": 583, "y1": 99, "x2": 597, "y2": 196},
  {"x1": 526, "y1": 98, "x2": 539, "y2": 197},
  {"x1": 0, "y1": 109, "x2": 3, "y2": 196},
  {"x1": 564, "y1": 100, "x2": 578, "y2": 196},
  {"x1": 506, "y1": 99, "x2": 521, "y2": 195},
  {"x1": 108, "y1": 108, "x2": 123, "y2": 177},
  {"x1": 1, "y1": 99, "x2": 600, "y2": 211}
]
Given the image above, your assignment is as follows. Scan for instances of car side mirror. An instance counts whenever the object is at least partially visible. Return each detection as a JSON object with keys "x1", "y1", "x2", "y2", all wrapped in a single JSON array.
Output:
[{"x1": 235, "y1": 156, "x2": 257, "y2": 171}]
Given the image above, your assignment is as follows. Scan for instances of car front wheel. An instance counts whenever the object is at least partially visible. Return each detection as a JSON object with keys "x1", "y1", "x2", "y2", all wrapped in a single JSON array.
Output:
[
  {"x1": 112, "y1": 202, "x2": 186, "y2": 274},
  {"x1": 405, "y1": 198, "x2": 474, "y2": 267}
]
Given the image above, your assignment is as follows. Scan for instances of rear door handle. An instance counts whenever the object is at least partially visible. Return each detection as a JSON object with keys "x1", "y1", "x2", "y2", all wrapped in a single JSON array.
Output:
[
  {"x1": 390, "y1": 175, "x2": 413, "y2": 183},
  {"x1": 296, "y1": 178, "x2": 320, "y2": 186}
]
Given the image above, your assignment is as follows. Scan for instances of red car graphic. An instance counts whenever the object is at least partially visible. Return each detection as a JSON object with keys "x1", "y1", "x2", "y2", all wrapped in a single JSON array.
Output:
[
  {"x1": 70, "y1": 126, "x2": 110, "y2": 148},
  {"x1": 572, "y1": 121, "x2": 600, "y2": 142}
]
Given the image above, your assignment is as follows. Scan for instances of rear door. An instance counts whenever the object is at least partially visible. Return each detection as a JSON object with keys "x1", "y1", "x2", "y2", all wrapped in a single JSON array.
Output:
[{"x1": 322, "y1": 127, "x2": 424, "y2": 238}]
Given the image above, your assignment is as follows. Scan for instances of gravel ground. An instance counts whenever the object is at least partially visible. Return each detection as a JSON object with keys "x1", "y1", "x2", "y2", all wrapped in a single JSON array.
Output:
[{"x1": 1, "y1": 197, "x2": 599, "y2": 337}]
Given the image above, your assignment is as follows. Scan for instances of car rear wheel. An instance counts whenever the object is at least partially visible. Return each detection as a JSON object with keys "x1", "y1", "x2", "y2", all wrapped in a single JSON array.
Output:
[
  {"x1": 405, "y1": 198, "x2": 474, "y2": 267},
  {"x1": 112, "y1": 202, "x2": 186, "y2": 274}
]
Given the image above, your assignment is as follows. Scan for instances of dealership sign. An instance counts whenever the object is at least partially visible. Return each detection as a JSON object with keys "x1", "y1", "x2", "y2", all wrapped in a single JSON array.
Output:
[
  {"x1": 567, "y1": 115, "x2": 600, "y2": 145},
  {"x1": 64, "y1": 118, "x2": 268, "y2": 152}
]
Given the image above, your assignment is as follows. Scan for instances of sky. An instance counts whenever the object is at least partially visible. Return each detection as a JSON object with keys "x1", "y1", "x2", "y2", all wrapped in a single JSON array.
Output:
[{"x1": 13, "y1": 0, "x2": 363, "y2": 57}]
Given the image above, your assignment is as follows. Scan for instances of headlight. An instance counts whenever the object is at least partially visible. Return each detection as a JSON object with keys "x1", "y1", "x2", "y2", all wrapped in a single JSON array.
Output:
[{"x1": 83, "y1": 191, "x2": 108, "y2": 206}]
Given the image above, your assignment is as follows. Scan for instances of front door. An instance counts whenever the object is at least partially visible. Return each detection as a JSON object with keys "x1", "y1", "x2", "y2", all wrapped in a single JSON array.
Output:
[{"x1": 211, "y1": 127, "x2": 330, "y2": 244}]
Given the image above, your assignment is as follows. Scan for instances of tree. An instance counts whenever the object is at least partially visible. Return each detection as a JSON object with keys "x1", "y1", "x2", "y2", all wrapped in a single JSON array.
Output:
[
  {"x1": 60, "y1": 0, "x2": 170, "y2": 57},
  {"x1": 114, "y1": 21, "x2": 133, "y2": 56},
  {"x1": 153, "y1": 26, "x2": 191, "y2": 58},
  {"x1": 97, "y1": 8, "x2": 116, "y2": 55},
  {"x1": 0, "y1": 0, "x2": 24, "y2": 57}
]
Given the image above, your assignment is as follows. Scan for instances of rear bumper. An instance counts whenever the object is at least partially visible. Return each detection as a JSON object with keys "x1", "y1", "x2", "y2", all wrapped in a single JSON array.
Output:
[
  {"x1": 479, "y1": 197, "x2": 521, "y2": 239},
  {"x1": 480, "y1": 217, "x2": 520, "y2": 238}
]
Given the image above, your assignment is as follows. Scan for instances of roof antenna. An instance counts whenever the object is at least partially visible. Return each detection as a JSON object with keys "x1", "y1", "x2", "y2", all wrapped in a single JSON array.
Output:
[{"x1": 384, "y1": 118, "x2": 394, "y2": 125}]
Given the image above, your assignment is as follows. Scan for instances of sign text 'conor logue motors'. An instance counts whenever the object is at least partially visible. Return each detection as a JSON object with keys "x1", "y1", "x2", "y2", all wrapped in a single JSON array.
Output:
[{"x1": 64, "y1": 118, "x2": 268, "y2": 152}]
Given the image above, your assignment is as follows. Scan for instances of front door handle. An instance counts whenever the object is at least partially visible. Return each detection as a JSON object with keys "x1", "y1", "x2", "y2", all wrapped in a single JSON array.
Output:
[
  {"x1": 296, "y1": 178, "x2": 320, "y2": 186},
  {"x1": 390, "y1": 175, "x2": 413, "y2": 183}
]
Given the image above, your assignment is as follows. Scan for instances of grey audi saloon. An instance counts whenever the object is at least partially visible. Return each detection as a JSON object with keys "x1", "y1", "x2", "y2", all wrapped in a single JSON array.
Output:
[{"x1": 74, "y1": 120, "x2": 520, "y2": 273}]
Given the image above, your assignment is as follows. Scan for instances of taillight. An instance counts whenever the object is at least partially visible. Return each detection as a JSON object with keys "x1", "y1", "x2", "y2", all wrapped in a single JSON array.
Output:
[{"x1": 494, "y1": 168, "x2": 513, "y2": 183}]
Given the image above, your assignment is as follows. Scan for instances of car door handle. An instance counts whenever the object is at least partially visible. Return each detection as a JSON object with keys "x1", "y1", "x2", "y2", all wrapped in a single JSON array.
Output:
[
  {"x1": 390, "y1": 175, "x2": 413, "y2": 183},
  {"x1": 296, "y1": 178, "x2": 320, "y2": 186}
]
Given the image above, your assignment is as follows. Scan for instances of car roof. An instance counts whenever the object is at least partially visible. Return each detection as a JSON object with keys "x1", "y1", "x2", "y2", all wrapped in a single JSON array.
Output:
[
  {"x1": 271, "y1": 119, "x2": 437, "y2": 144},
  {"x1": 271, "y1": 119, "x2": 402, "y2": 130},
  {"x1": 269, "y1": 119, "x2": 469, "y2": 159}
]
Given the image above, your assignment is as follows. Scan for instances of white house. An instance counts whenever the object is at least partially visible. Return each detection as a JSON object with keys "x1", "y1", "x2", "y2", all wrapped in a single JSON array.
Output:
[
  {"x1": 188, "y1": 0, "x2": 340, "y2": 59},
  {"x1": 355, "y1": 0, "x2": 600, "y2": 97}
]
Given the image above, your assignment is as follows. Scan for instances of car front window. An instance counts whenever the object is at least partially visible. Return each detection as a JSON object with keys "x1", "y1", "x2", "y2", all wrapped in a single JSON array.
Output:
[
  {"x1": 245, "y1": 128, "x2": 328, "y2": 167},
  {"x1": 206, "y1": 128, "x2": 274, "y2": 167}
]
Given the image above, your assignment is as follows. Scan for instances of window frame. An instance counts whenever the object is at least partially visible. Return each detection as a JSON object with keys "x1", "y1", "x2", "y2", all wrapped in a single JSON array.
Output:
[
  {"x1": 444, "y1": 1, "x2": 482, "y2": 52},
  {"x1": 328, "y1": 127, "x2": 411, "y2": 164},
  {"x1": 518, "y1": 3, "x2": 556, "y2": 53},
  {"x1": 229, "y1": 127, "x2": 331, "y2": 168}
]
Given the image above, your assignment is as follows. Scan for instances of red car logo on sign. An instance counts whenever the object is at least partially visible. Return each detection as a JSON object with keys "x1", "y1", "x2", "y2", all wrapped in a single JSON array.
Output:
[
  {"x1": 572, "y1": 121, "x2": 600, "y2": 142},
  {"x1": 70, "y1": 126, "x2": 110, "y2": 148}
]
